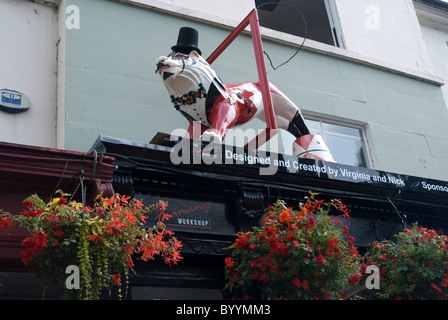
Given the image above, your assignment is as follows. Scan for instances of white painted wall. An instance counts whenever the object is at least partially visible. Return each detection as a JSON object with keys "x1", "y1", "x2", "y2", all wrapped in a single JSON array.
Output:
[
  {"x1": 415, "y1": 2, "x2": 448, "y2": 109},
  {"x1": 122, "y1": 0, "x2": 255, "y2": 27},
  {"x1": 0, "y1": 0, "x2": 58, "y2": 148},
  {"x1": 334, "y1": 0, "x2": 434, "y2": 74},
  {"x1": 419, "y1": 25, "x2": 448, "y2": 107},
  {"x1": 136, "y1": 0, "x2": 436, "y2": 76},
  {"x1": 125, "y1": 0, "x2": 441, "y2": 84}
]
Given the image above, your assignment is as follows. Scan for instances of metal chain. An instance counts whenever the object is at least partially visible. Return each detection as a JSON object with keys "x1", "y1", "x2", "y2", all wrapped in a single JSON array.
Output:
[{"x1": 69, "y1": 173, "x2": 86, "y2": 207}]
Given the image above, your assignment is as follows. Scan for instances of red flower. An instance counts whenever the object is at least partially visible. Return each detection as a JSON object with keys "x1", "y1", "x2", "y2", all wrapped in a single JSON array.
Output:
[
  {"x1": 328, "y1": 238, "x2": 338, "y2": 250},
  {"x1": 301, "y1": 279, "x2": 309, "y2": 290},
  {"x1": 54, "y1": 230, "x2": 64, "y2": 238},
  {"x1": 293, "y1": 277, "x2": 301, "y2": 288},
  {"x1": 234, "y1": 233, "x2": 251, "y2": 249},
  {"x1": 315, "y1": 199, "x2": 324, "y2": 209},
  {"x1": 88, "y1": 235, "x2": 102, "y2": 242},
  {"x1": 265, "y1": 227, "x2": 277, "y2": 237},
  {"x1": 47, "y1": 214, "x2": 61, "y2": 222},
  {"x1": 23, "y1": 200, "x2": 33, "y2": 208},
  {"x1": 441, "y1": 278, "x2": 448, "y2": 288},
  {"x1": 0, "y1": 214, "x2": 13, "y2": 231},
  {"x1": 348, "y1": 274, "x2": 361, "y2": 285},
  {"x1": 124, "y1": 242, "x2": 132, "y2": 253},
  {"x1": 315, "y1": 254, "x2": 327, "y2": 265},
  {"x1": 304, "y1": 203, "x2": 316, "y2": 213},
  {"x1": 431, "y1": 282, "x2": 442, "y2": 293},
  {"x1": 305, "y1": 216, "x2": 315, "y2": 230},
  {"x1": 225, "y1": 257, "x2": 235, "y2": 269},
  {"x1": 20, "y1": 208, "x2": 43, "y2": 218},
  {"x1": 111, "y1": 274, "x2": 121, "y2": 286},
  {"x1": 20, "y1": 231, "x2": 48, "y2": 266}
]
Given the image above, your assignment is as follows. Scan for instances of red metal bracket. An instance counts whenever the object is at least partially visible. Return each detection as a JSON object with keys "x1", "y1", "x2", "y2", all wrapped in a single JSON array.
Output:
[{"x1": 206, "y1": 9, "x2": 278, "y2": 149}]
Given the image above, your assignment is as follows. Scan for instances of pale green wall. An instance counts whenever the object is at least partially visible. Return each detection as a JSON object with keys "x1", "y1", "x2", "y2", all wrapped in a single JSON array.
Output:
[{"x1": 63, "y1": 0, "x2": 448, "y2": 181}]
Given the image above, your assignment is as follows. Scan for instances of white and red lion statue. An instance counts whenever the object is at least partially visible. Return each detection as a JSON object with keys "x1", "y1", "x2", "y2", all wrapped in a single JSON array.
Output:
[{"x1": 155, "y1": 27, "x2": 335, "y2": 162}]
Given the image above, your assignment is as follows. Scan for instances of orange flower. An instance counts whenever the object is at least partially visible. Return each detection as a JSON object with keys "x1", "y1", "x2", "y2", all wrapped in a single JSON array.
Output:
[
  {"x1": 159, "y1": 201, "x2": 168, "y2": 211},
  {"x1": 119, "y1": 195, "x2": 130, "y2": 204},
  {"x1": 298, "y1": 206, "x2": 308, "y2": 220},
  {"x1": 279, "y1": 210, "x2": 292, "y2": 223}
]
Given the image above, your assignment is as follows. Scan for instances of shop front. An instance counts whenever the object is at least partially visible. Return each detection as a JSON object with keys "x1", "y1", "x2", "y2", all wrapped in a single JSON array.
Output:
[
  {"x1": 2, "y1": 133, "x2": 448, "y2": 299},
  {"x1": 89, "y1": 133, "x2": 448, "y2": 300}
]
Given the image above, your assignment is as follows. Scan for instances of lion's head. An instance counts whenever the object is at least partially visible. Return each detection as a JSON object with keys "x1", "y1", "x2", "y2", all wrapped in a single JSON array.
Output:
[{"x1": 155, "y1": 50, "x2": 217, "y2": 97}]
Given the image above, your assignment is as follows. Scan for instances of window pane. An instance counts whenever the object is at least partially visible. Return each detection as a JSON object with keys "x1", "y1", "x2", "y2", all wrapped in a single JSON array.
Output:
[
  {"x1": 302, "y1": 119, "x2": 369, "y2": 167},
  {"x1": 256, "y1": 0, "x2": 336, "y2": 46},
  {"x1": 322, "y1": 122, "x2": 360, "y2": 138},
  {"x1": 324, "y1": 133, "x2": 367, "y2": 167},
  {"x1": 321, "y1": 122, "x2": 367, "y2": 167},
  {"x1": 304, "y1": 119, "x2": 322, "y2": 135}
]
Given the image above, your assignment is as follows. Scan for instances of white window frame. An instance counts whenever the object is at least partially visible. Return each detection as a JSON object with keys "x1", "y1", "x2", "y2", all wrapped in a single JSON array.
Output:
[
  {"x1": 324, "y1": 0, "x2": 345, "y2": 49},
  {"x1": 301, "y1": 111, "x2": 377, "y2": 169}
]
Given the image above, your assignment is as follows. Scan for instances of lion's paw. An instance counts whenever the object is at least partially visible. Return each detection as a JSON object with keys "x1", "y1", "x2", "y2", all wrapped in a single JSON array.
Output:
[{"x1": 201, "y1": 130, "x2": 223, "y2": 144}]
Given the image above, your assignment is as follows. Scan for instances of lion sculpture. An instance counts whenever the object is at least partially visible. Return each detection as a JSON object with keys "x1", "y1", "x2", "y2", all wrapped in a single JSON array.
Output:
[{"x1": 155, "y1": 27, "x2": 335, "y2": 162}]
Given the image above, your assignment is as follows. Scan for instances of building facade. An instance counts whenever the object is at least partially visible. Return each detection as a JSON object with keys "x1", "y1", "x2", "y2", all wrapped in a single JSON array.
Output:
[
  {"x1": 2, "y1": 0, "x2": 448, "y2": 179},
  {"x1": 1, "y1": 0, "x2": 448, "y2": 299}
]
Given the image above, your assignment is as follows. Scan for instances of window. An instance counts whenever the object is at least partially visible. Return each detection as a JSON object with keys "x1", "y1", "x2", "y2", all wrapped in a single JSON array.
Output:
[
  {"x1": 255, "y1": 0, "x2": 343, "y2": 47},
  {"x1": 304, "y1": 118, "x2": 370, "y2": 168}
]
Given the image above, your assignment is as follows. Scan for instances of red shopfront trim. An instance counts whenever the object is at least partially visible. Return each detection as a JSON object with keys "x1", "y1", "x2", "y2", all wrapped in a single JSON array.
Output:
[{"x1": 0, "y1": 141, "x2": 116, "y2": 271}]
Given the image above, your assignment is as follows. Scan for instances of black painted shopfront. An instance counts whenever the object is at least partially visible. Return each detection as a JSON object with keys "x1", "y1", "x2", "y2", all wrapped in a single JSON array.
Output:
[{"x1": 89, "y1": 134, "x2": 448, "y2": 300}]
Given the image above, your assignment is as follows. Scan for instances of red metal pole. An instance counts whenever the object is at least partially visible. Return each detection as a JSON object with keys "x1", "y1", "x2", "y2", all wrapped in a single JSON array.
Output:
[
  {"x1": 206, "y1": 9, "x2": 278, "y2": 149},
  {"x1": 248, "y1": 9, "x2": 277, "y2": 130},
  {"x1": 206, "y1": 11, "x2": 252, "y2": 65}
]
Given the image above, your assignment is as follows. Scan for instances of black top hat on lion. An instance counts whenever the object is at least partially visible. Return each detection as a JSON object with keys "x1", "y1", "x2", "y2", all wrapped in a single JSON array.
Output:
[{"x1": 171, "y1": 27, "x2": 202, "y2": 56}]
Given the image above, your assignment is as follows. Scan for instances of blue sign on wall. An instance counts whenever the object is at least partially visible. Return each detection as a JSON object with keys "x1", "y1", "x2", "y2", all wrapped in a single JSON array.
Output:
[{"x1": 0, "y1": 89, "x2": 30, "y2": 113}]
